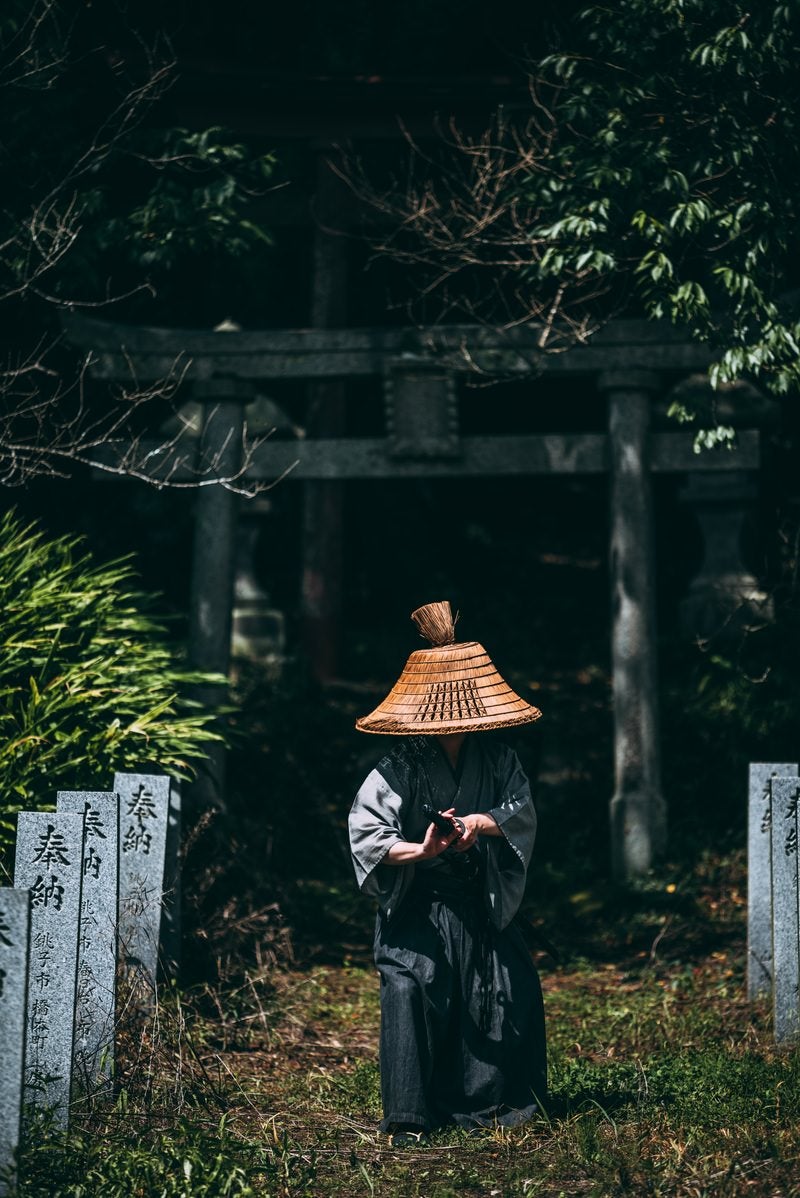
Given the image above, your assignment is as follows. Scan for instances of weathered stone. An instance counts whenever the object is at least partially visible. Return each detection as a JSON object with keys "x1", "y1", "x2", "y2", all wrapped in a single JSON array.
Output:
[
  {"x1": 0, "y1": 889, "x2": 30, "y2": 1196},
  {"x1": 604, "y1": 372, "x2": 666, "y2": 879},
  {"x1": 14, "y1": 812, "x2": 84, "y2": 1129},
  {"x1": 384, "y1": 360, "x2": 459, "y2": 459},
  {"x1": 56, "y1": 791, "x2": 119, "y2": 1098},
  {"x1": 160, "y1": 778, "x2": 182, "y2": 977},
  {"x1": 770, "y1": 776, "x2": 800, "y2": 1042},
  {"x1": 114, "y1": 773, "x2": 169, "y2": 1002},
  {"x1": 61, "y1": 311, "x2": 719, "y2": 384},
  {"x1": 680, "y1": 473, "x2": 770, "y2": 639},
  {"x1": 747, "y1": 764, "x2": 798, "y2": 999},
  {"x1": 119, "y1": 430, "x2": 756, "y2": 484},
  {"x1": 232, "y1": 495, "x2": 285, "y2": 664},
  {"x1": 187, "y1": 393, "x2": 243, "y2": 809}
]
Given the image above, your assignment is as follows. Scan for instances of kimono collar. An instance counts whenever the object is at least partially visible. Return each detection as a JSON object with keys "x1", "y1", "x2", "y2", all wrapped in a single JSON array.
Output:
[{"x1": 422, "y1": 735, "x2": 477, "y2": 806}]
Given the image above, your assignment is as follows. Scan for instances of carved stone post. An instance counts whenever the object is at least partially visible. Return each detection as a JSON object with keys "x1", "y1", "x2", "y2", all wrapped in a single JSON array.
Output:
[
  {"x1": 680, "y1": 471, "x2": 768, "y2": 639},
  {"x1": 602, "y1": 370, "x2": 666, "y2": 879},
  {"x1": 188, "y1": 379, "x2": 251, "y2": 808},
  {"x1": 232, "y1": 495, "x2": 285, "y2": 665}
]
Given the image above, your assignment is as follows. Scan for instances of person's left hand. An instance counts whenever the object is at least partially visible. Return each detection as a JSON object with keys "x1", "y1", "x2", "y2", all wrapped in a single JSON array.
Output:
[{"x1": 451, "y1": 813, "x2": 482, "y2": 852}]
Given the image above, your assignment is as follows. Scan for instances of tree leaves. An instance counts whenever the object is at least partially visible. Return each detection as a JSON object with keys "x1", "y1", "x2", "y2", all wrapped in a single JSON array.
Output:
[{"x1": 531, "y1": 0, "x2": 800, "y2": 396}]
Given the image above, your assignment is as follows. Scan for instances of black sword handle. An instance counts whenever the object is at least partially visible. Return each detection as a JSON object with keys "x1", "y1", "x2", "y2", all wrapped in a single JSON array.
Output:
[{"x1": 422, "y1": 802, "x2": 465, "y2": 838}]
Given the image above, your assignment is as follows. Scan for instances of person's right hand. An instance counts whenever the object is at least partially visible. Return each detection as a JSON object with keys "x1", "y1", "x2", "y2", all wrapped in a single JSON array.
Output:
[{"x1": 420, "y1": 807, "x2": 462, "y2": 859}]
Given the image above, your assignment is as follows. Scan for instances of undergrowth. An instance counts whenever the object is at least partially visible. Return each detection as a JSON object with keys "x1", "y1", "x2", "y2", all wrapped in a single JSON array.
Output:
[{"x1": 12, "y1": 851, "x2": 800, "y2": 1197}]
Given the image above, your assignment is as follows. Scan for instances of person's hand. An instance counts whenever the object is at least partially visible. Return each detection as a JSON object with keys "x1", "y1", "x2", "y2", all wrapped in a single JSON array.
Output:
[
  {"x1": 419, "y1": 807, "x2": 462, "y2": 859},
  {"x1": 451, "y1": 813, "x2": 481, "y2": 852}
]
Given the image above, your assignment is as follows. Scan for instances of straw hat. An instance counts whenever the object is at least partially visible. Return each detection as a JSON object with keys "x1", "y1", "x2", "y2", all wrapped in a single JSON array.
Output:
[{"x1": 355, "y1": 601, "x2": 542, "y2": 735}]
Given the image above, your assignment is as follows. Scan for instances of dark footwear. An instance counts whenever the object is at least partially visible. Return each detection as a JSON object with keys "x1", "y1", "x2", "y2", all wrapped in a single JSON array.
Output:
[{"x1": 389, "y1": 1124, "x2": 429, "y2": 1148}]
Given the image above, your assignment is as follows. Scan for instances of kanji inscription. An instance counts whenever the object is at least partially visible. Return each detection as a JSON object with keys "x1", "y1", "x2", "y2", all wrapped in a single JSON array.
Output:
[
  {"x1": 30, "y1": 874, "x2": 65, "y2": 910},
  {"x1": 747, "y1": 763, "x2": 799, "y2": 1001},
  {"x1": 770, "y1": 776, "x2": 800, "y2": 1043},
  {"x1": 14, "y1": 812, "x2": 84, "y2": 1130},
  {"x1": 57, "y1": 791, "x2": 120, "y2": 1099},
  {"x1": 31, "y1": 824, "x2": 71, "y2": 868},
  {"x1": 114, "y1": 773, "x2": 170, "y2": 1005}
]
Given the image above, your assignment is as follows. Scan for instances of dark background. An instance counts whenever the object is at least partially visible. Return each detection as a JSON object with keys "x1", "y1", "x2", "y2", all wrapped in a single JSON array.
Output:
[{"x1": 5, "y1": 0, "x2": 800, "y2": 975}]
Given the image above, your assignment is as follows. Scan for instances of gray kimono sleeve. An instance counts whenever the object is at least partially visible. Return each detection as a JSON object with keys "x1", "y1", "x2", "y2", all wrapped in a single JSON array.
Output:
[
  {"x1": 348, "y1": 767, "x2": 414, "y2": 921},
  {"x1": 484, "y1": 750, "x2": 537, "y2": 930}
]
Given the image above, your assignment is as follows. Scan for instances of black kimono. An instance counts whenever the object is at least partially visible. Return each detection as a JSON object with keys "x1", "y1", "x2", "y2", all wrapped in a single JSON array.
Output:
[{"x1": 348, "y1": 735, "x2": 547, "y2": 1132}]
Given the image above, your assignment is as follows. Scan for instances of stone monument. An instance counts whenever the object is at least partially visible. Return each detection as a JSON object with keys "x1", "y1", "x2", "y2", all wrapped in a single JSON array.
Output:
[
  {"x1": 160, "y1": 779, "x2": 182, "y2": 977},
  {"x1": 14, "y1": 812, "x2": 84, "y2": 1128},
  {"x1": 747, "y1": 763, "x2": 799, "y2": 999},
  {"x1": 114, "y1": 773, "x2": 170, "y2": 1004},
  {"x1": 56, "y1": 791, "x2": 119, "y2": 1098},
  {"x1": 770, "y1": 775, "x2": 800, "y2": 1043},
  {"x1": 0, "y1": 888, "x2": 30, "y2": 1196}
]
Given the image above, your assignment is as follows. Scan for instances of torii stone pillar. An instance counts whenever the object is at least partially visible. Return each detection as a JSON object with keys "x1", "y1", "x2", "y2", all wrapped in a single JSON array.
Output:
[
  {"x1": 188, "y1": 379, "x2": 252, "y2": 808},
  {"x1": 602, "y1": 370, "x2": 666, "y2": 879},
  {"x1": 302, "y1": 147, "x2": 348, "y2": 683}
]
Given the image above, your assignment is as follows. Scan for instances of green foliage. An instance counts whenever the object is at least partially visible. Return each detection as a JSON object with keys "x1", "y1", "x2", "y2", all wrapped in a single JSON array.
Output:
[
  {"x1": 0, "y1": 1, "x2": 275, "y2": 320},
  {"x1": 70, "y1": 126, "x2": 275, "y2": 299},
  {"x1": 0, "y1": 512, "x2": 221, "y2": 864},
  {"x1": 660, "y1": 584, "x2": 800, "y2": 844},
  {"x1": 530, "y1": 1, "x2": 800, "y2": 395},
  {"x1": 17, "y1": 1115, "x2": 317, "y2": 1198},
  {"x1": 308, "y1": 1058, "x2": 382, "y2": 1118},
  {"x1": 550, "y1": 1048, "x2": 800, "y2": 1128}
]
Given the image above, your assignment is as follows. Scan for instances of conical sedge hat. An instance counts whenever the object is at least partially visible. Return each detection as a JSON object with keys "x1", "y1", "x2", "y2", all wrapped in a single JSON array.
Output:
[{"x1": 355, "y1": 601, "x2": 542, "y2": 735}]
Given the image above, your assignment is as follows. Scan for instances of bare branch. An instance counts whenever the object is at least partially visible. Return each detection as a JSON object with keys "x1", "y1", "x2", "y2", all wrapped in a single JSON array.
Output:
[
  {"x1": 0, "y1": 2, "x2": 275, "y2": 490},
  {"x1": 337, "y1": 91, "x2": 620, "y2": 371},
  {"x1": 0, "y1": 0, "x2": 177, "y2": 316},
  {"x1": 0, "y1": 342, "x2": 279, "y2": 495}
]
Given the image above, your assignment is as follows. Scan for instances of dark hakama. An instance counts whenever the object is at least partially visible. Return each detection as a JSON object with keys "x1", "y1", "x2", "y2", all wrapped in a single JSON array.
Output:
[{"x1": 349, "y1": 735, "x2": 547, "y2": 1131}]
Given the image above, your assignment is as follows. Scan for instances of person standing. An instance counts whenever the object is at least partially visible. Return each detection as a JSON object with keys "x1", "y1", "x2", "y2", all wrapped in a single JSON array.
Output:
[{"x1": 349, "y1": 601, "x2": 546, "y2": 1144}]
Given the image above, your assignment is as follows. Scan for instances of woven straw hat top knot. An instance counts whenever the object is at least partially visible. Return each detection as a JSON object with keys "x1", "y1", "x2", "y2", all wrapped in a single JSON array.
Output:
[
  {"x1": 411, "y1": 600, "x2": 457, "y2": 646},
  {"x1": 355, "y1": 600, "x2": 542, "y2": 735}
]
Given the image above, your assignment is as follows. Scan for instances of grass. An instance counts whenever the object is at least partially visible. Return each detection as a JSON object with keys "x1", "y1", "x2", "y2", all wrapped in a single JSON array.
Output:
[{"x1": 12, "y1": 847, "x2": 800, "y2": 1197}]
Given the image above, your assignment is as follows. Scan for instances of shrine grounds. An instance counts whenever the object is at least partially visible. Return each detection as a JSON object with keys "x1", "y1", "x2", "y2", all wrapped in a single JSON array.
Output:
[
  {"x1": 9, "y1": 597, "x2": 800, "y2": 1197},
  {"x1": 15, "y1": 844, "x2": 800, "y2": 1198}
]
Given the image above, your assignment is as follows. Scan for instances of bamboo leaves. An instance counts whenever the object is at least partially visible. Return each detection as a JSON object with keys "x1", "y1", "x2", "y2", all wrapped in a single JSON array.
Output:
[{"x1": 0, "y1": 512, "x2": 222, "y2": 864}]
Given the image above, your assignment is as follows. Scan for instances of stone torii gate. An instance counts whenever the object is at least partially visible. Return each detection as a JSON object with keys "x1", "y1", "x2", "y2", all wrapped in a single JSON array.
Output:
[{"x1": 63, "y1": 312, "x2": 761, "y2": 880}]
